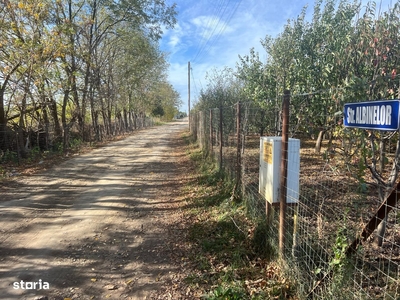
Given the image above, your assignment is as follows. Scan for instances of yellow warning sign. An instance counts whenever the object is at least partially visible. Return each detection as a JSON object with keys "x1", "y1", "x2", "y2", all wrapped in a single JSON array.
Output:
[{"x1": 263, "y1": 141, "x2": 272, "y2": 164}]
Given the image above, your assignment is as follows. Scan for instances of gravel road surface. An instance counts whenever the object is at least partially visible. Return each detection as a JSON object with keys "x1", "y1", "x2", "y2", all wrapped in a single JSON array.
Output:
[{"x1": 0, "y1": 119, "x2": 188, "y2": 300}]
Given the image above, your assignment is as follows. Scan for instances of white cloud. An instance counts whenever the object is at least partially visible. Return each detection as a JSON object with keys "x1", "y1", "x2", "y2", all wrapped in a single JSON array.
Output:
[
  {"x1": 191, "y1": 15, "x2": 233, "y2": 39},
  {"x1": 168, "y1": 35, "x2": 181, "y2": 48},
  {"x1": 167, "y1": 23, "x2": 183, "y2": 48},
  {"x1": 164, "y1": 0, "x2": 399, "y2": 111}
]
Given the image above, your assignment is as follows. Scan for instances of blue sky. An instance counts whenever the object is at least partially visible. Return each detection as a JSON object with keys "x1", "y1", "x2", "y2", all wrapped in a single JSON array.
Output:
[{"x1": 160, "y1": 0, "x2": 395, "y2": 112}]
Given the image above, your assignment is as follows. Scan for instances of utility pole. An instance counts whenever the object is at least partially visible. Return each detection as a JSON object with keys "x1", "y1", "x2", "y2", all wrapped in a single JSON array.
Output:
[{"x1": 188, "y1": 61, "x2": 191, "y2": 130}]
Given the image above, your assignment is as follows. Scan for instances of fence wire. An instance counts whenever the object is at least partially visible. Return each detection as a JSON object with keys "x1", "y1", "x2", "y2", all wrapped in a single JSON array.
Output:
[{"x1": 190, "y1": 96, "x2": 400, "y2": 299}]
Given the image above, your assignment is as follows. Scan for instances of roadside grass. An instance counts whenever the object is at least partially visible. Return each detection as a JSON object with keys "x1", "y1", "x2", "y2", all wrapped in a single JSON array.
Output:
[{"x1": 182, "y1": 134, "x2": 298, "y2": 299}]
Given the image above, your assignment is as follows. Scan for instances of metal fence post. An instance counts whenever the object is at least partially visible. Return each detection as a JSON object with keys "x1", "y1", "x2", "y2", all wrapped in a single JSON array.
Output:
[{"x1": 279, "y1": 90, "x2": 290, "y2": 256}]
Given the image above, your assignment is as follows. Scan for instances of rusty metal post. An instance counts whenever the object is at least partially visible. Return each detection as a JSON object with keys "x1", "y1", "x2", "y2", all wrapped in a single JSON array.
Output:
[{"x1": 279, "y1": 90, "x2": 290, "y2": 257}]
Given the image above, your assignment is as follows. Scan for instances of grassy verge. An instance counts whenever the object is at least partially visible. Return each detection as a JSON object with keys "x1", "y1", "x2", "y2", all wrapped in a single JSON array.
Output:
[{"x1": 182, "y1": 134, "x2": 298, "y2": 299}]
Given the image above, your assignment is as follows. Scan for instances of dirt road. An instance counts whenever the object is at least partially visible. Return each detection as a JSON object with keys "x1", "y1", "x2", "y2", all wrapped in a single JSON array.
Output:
[{"x1": 0, "y1": 119, "x2": 189, "y2": 300}]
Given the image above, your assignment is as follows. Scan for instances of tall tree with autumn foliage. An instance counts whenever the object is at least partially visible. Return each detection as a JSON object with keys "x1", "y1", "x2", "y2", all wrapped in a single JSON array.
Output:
[{"x1": 0, "y1": 0, "x2": 177, "y2": 154}]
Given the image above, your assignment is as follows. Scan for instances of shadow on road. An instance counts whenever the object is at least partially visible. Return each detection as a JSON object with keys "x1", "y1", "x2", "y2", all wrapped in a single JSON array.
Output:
[{"x1": 0, "y1": 120, "x2": 192, "y2": 299}]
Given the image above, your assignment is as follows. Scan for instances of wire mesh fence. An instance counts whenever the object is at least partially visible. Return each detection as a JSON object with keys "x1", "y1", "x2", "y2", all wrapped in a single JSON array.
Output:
[{"x1": 190, "y1": 94, "x2": 400, "y2": 299}]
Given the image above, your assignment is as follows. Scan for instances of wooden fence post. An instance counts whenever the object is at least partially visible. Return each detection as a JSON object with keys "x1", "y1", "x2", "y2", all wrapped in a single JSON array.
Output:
[
  {"x1": 230, "y1": 102, "x2": 242, "y2": 200},
  {"x1": 236, "y1": 102, "x2": 241, "y2": 187},
  {"x1": 199, "y1": 111, "x2": 203, "y2": 149},
  {"x1": 209, "y1": 109, "x2": 213, "y2": 156},
  {"x1": 279, "y1": 90, "x2": 290, "y2": 256},
  {"x1": 219, "y1": 105, "x2": 223, "y2": 171}
]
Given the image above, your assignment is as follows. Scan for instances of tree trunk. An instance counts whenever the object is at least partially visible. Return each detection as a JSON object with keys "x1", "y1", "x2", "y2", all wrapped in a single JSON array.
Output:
[
  {"x1": 0, "y1": 63, "x2": 21, "y2": 150},
  {"x1": 134, "y1": 113, "x2": 137, "y2": 130},
  {"x1": 0, "y1": 87, "x2": 7, "y2": 151},
  {"x1": 49, "y1": 97, "x2": 62, "y2": 138},
  {"x1": 375, "y1": 137, "x2": 400, "y2": 246},
  {"x1": 123, "y1": 109, "x2": 128, "y2": 131},
  {"x1": 259, "y1": 110, "x2": 265, "y2": 136},
  {"x1": 62, "y1": 87, "x2": 70, "y2": 152},
  {"x1": 315, "y1": 130, "x2": 326, "y2": 153},
  {"x1": 42, "y1": 104, "x2": 50, "y2": 150},
  {"x1": 94, "y1": 113, "x2": 100, "y2": 141},
  {"x1": 128, "y1": 111, "x2": 133, "y2": 130},
  {"x1": 17, "y1": 96, "x2": 27, "y2": 158},
  {"x1": 376, "y1": 215, "x2": 388, "y2": 246},
  {"x1": 275, "y1": 109, "x2": 280, "y2": 136},
  {"x1": 101, "y1": 109, "x2": 108, "y2": 135},
  {"x1": 71, "y1": 73, "x2": 82, "y2": 137},
  {"x1": 80, "y1": 0, "x2": 97, "y2": 140},
  {"x1": 107, "y1": 109, "x2": 112, "y2": 135},
  {"x1": 379, "y1": 139, "x2": 386, "y2": 173}
]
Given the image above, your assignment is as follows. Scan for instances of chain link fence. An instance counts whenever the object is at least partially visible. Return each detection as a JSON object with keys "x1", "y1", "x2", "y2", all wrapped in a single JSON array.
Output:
[{"x1": 190, "y1": 95, "x2": 400, "y2": 299}]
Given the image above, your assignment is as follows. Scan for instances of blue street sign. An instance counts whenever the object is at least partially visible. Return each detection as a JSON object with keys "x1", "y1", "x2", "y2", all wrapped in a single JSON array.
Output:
[{"x1": 344, "y1": 100, "x2": 400, "y2": 131}]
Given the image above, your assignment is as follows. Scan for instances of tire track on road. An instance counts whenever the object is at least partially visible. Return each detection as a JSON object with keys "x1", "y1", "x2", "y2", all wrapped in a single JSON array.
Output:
[{"x1": 0, "y1": 119, "x2": 188, "y2": 299}]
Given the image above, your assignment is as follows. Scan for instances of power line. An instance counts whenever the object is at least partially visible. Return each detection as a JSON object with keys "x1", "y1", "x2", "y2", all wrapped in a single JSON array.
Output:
[
  {"x1": 192, "y1": 0, "x2": 243, "y2": 64},
  {"x1": 190, "y1": 66, "x2": 199, "y2": 101},
  {"x1": 196, "y1": 0, "x2": 243, "y2": 63},
  {"x1": 192, "y1": 0, "x2": 229, "y2": 63}
]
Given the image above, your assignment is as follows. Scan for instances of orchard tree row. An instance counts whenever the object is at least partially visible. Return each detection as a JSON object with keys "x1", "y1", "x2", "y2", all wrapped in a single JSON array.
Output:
[
  {"x1": 198, "y1": 0, "x2": 399, "y2": 123},
  {"x1": 0, "y1": 0, "x2": 180, "y2": 153},
  {"x1": 195, "y1": 0, "x2": 400, "y2": 246},
  {"x1": 238, "y1": 0, "x2": 399, "y2": 135}
]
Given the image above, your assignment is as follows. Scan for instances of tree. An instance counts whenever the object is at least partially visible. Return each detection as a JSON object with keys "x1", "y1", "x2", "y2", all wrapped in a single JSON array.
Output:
[
  {"x1": 0, "y1": 0, "x2": 178, "y2": 155},
  {"x1": 236, "y1": 0, "x2": 400, "y2": 247},
  {"x1": 348, "y1": 1, "x2": 400, "y2": 246},
  {"x1": 149, "y1": 82, "x2": 181, "y2": 120},
  {"x1": 195, "y1": 67, "x2": 244, "y2": 112},
  {"x1": 0, "y1": 0, "x2": 57, "y2": 154}
]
